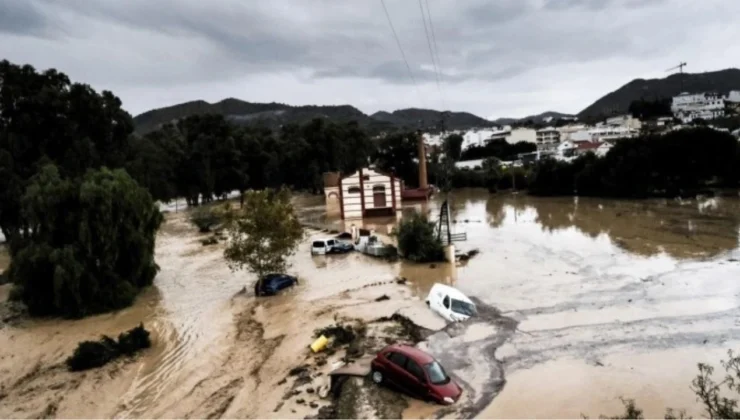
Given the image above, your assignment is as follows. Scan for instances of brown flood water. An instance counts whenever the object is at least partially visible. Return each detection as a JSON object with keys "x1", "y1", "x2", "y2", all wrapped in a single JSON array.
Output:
[{"x1": 1, "y1": 190, "x2": 740, "y2": 418}]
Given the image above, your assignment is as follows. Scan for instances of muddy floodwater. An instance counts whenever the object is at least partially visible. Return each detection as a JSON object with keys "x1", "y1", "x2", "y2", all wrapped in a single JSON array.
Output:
[{"x1": 1, "y1": 189, "x2": 740, "y2": 418}]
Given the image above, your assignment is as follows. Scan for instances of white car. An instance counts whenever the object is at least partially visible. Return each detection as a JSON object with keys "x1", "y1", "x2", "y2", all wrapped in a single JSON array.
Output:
[
  {"x1": 311, "y1": 238, "x2": 353, "y2": 255},
  {"x1": 425, "y1": 283, "x2": 477, "y2": 322}
]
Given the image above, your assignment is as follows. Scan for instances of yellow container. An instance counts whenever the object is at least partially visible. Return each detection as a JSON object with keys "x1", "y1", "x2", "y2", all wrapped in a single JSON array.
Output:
[{"x1": 310, "y1": 335, "x2": 329, "y2": 353}]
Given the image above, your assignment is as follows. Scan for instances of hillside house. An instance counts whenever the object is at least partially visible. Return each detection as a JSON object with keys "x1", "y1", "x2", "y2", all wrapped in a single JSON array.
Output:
[
  {"x1": 672, "y1": 92, "x2": 725, "y2": 122},
  {"x1": 337, "y1": 168, "x2": 402, "y2": 219},
  {"x1": 536, "y1": 127, "x2": 561, "y2": 152}
]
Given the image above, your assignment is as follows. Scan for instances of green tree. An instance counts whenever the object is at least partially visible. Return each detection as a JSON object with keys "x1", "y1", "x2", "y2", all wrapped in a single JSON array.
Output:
[
  {"x1": 443, "y1": 133, "x2": 464, "y2": 162},
  {"x1": 125, "y1": 124, "x2": 184, "y2": 203},
  {"x1": 8, "y1": 165, "x2": 162, "y2": 318},
  {"x1": 223, "y1": 189, "x2": 303, "y2": 289},
  {"x1": 483, "y1": 158, "x2": 502, "y2": 192},
  {"x1": 0, "y1": 61, "x2": 134, "y2": 250},
  {"x1": 374, "y1": 131, "x2": 419, "y2": 187},
  {"x1": 395, "y1": 211, "x2": 445, "y2": 263}
]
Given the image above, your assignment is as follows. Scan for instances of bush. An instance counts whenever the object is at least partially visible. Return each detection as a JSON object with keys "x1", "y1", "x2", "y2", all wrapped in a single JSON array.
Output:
[
  {"x1": 190, "y1": 206, "x2": 221, "y2": 233},
  {"x1": 66, "y1": 324, "x2": 151, "y2": 371},
  {"x1": 117, "y1": 324, "x2": 152, "y2": 355},
  {"x1": 395, "y1": 212, "x2": 445, "y2": 263},
  {"x1": 66, "y1": 337, "x2": 119, "y2": 371}
]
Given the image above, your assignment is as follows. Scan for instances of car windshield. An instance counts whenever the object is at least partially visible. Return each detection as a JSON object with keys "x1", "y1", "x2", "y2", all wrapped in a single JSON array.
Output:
[
  {"x1": 450, "y1": 299, "x2": 476, "y2": 316},
  {"x1": 424, "y1": 361, "x2": 450, "y2": 385},
  {"x1": 312, "y1": 241, "x2": 325, "y2": 247}
]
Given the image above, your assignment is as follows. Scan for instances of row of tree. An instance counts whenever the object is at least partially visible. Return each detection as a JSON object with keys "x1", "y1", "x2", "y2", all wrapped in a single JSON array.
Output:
[
  {"x1": 459, "y1": 138, "x2": 536, "y2": 161},
  {"x1": 529, "y1": 128, "x2": 740, "y2": 197},
  {"x1": 0, "y1": 60, "x2": 161, "y2": 317}
]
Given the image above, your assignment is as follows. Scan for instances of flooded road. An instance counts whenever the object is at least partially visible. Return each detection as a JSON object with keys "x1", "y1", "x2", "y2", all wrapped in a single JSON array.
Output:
[
  {"x1": 1, "y1": 190, "x2": 740, "y2": 418},
  {"x1": 301, "y1": 191, "x2": 740, "y2": 417}
]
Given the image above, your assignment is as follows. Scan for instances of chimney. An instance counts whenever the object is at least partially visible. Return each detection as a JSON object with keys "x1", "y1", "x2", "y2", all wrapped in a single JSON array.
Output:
[{"x1": 417, "y1": 131, "x2": 428, "y2": 189}]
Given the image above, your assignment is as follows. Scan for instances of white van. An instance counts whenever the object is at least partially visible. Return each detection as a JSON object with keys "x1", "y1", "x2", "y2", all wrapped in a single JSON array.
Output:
[
  {"x1": 425, "y1": 283, "x2": 477, "y2": 322},
  {"x1": 311, "y1": 238, "x2": 353, "y2": 255}
]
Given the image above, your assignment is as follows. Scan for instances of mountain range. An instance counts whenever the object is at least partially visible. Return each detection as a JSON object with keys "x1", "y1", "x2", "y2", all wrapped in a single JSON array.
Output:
[{"x1": 133, "y1": 68, "x2": 740, "y2": 134}]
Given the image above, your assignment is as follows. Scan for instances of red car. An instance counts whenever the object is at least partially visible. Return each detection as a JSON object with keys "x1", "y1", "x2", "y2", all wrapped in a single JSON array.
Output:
[{"x1": 370, "y1": 343, "x2": 462, "y2": 405}]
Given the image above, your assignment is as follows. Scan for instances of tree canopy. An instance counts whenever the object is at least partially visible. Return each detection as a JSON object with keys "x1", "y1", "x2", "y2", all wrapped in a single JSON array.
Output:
[
  {"x1": 0, "y1": 60, "x2": 134, "y2": 250},
  {"x1": 460, "y1": 139, "x2": 537, "y2": 161},
  {"x1": 9, "y1": 165, "x2": 162, "y2": 317},
  {"x1": 223, "y1": 189, "x2": 304, "y2": 285},
  {"x1": 126, "y1": 116, "x2": 376, "y2": 205},
  {"x1": 529, "y1": 128, "x2": 739, "y2": 198},
  {"x1": 394, "y1": 211, "x2": 445, "y2": 263}
]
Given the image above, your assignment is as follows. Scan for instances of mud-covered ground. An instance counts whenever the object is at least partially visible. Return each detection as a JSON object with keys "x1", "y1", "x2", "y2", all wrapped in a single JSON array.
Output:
[
  {"x1": 2, "y1": 191, "x2": 740, "y2": 418},
  {"x1": 0, "y1": 208, "x2": 509, "y2": 418}
]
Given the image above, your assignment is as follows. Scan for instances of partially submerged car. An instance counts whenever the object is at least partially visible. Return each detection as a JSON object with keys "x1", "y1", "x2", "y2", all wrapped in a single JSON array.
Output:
[
  {"x1": 311, "y1": 238, "x2": 354, "y2": 255},
  {"x1": 254, "y1": 273, "x2": 298, "y2": 297},
  {"x1": 370, "y1": 343, "x2": 462, "y2": 405},
  {"x1": 426, "y1": 283, "x2": 477, "y2": 322}
]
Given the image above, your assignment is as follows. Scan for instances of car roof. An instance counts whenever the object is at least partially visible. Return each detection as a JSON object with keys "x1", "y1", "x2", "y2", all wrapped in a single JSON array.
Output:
[
  {"x1": 312, "y1": 237, "x2": 333, "y2": 241},
  {"x1": 263, "y1": 273, "x2": 292, "y2": 280},
  {"x1": 430, "y1": 283, "x2": 474, "y2": 304},
  {"x1": 383, "y1": 343, "x2": 435, "y2": 364}
]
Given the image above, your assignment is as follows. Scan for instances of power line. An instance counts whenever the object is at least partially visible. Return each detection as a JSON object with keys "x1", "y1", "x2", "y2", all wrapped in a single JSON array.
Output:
[
  {"x1": 418, "y1": 0, "x2": 445, "y2": 111},
  {"x1": 380, "y1": 0, "x2": 425, "y2": 108},
  {"x1": 424, "y1": 0, "x2": 443, "y2": 83}
]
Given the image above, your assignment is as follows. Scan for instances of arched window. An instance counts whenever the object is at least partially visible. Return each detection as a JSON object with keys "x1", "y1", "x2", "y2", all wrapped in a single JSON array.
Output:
[
  {"x1": 348, "y1": 186, "x2": 361, "y2": 194},
  {"x1": 372, "y1": 184, "x2": 386, "y2": 192}
]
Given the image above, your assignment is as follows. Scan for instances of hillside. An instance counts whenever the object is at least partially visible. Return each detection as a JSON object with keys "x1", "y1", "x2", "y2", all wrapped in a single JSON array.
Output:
[
  {"x1": 578, "y1": 68, "x2": 740, "y2": 118},
  {"x1": 370, "y1": 108, "x2": 493, "y2": 131},
  {"x1": 134, "y1": 99, "x2": 494, "y2": 134},
  {"x1": 133, "y1": 98, "x2": 387, "y2": 134},
  {"x1": 490, "y1": 111, "x2": 574, "y2": 126}
]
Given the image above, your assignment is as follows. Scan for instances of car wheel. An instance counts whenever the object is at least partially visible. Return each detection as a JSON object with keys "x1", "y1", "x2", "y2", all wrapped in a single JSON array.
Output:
[{"x1": 371, "y1": 369, "x2": 383, "y2": 384}]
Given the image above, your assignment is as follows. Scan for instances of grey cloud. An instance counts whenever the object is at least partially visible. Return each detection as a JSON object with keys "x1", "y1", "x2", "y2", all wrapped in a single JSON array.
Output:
[
  {"x1": 464, "y1": 0, "x2": 533, "y2": 24},
  {"x1": 0, "y1": 0, "x2": 736, "y2": 117},
  {"x1": 0, "y1": 0, "x2": 49, "y2": 37}
]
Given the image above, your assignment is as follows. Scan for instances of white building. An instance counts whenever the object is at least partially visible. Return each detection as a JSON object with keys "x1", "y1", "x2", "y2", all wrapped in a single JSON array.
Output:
[
  {"x1": 605, "y1": 114, "x2": 642, "y2": 131},
  {"x1": 588, "y1": 126, "x2": 637, "y2": 142},
  {"x1": 536, "y1": 127, "x2": 561, "y2": 152},
  {"x1": 558, "y1": 124, "x2": 589, "y2": 142},
  {"x1": 338, "y1": 168, "x2": 402, "y2": 219},
  {"x1": 507, "y1": 127, "x2": 537, "y2": 144},
  {"x1": 671, "y1": 92, "x2": 725, "y2": 123}
]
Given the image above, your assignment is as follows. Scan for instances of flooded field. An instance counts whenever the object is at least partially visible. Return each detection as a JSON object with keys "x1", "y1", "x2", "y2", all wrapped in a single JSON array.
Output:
[{"x1": 1, "y1": 190, "x2": 739, "y2": 418}]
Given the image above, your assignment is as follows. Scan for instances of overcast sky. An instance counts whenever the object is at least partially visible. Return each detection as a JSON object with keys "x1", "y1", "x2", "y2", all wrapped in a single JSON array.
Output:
[{"x1": 1, "y1": 0, "x2": 739, "y2": 119}]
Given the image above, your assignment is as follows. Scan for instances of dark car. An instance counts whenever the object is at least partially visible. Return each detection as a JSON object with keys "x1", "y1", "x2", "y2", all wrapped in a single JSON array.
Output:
[
  {"x1": 370, "y1": 343, "x2": 462, "y2": 405},
  {"x1": 254, "y1": 273, "x2": 298, "y2": 297},
  {"x1": 329, "y1": 241, "x2": 354, "y2": 254}
]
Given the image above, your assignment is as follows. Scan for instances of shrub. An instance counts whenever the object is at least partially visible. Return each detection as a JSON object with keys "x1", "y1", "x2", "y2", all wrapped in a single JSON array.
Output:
[
  {"x1": 66, "y1": 337, "x2": 119, "y2": 371},
  {"x1": 395, "y1": 212, "x2": 445, "y2": 263},
  {"x1": 190, "y1": 206, "x2": 221, "y2": 233},
  {"x1": 66, "y1": 324, "x2": 151, "y2": 371},
  {"x1": 117, "y1": 324, "x2": 151, "y2": 355}
]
